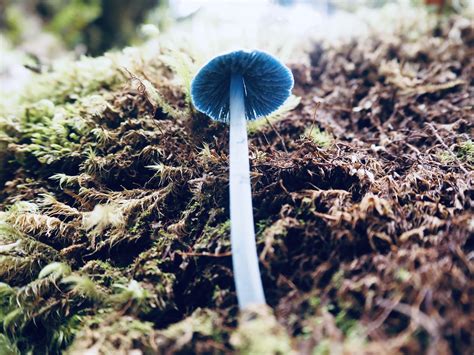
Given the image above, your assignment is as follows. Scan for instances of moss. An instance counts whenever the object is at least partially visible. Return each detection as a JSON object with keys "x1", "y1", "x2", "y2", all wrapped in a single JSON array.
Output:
[
  {"x1": 18, "y1": 97, "x2": 101, "y2": 165},
  {"x1": 457, "y1": 140, "x2": 474, "y2": 164},
  {"x1": 22, "y1": 56, "x2": 122, "y2": 105},
  {"x1": 312, "y1": 339, "x2": 331, "y2": 355},
  {"x1": 129, "y1": 242, "x2": 177, "y2": 313},
  {"x1": 0, "y1": 333, "x2": 20, "y2": 355},
  {"x1": 0, "y1": 217, "x2": 60, "y2": 284},
  {"x1": 330, "y1": 270, "x2": 344, "y2": 290},
  {"x1": 63, "y1": 275, "x2": 106, "y2": 302},
  {"x1": 439, "y1": 140, "x2": 474, "y2": 166},
  {"x1": 194, "y1": 219, "x2": 231, "y2": 252},
  {"x1": 66, "y1": 314, "x2": 156, "y2": 355},
  {"x1": 156, "y1": 308, "x2": 229, "y2": 353},
  {"x1": 160, "y1": 308, "x2": 215, "y2": 339},
  {"x1": 0, "y1": 265, "x2": 93, "y2": 354},
  {"x1": 302, "y1": 127, "x2": 333, "y2": 148},
  {"x1": 0, "y1": 53, "x2": 126, "y2": 172},
  {"x1": 308, "y1": 296, "x2": 321, "y2": 309},
  {"x1": 395, "y1": 268, "x2": 411, "y2": 282},
  {"x1": 230, "y1": 306, "x2": 294, "y2": 355},
  {"x1": 300, "y1": 308, "x2": 367, "y2": 355},
  {"x1": 334, "y1": 309, "x2": 358, "y2": 336},
  {"x1": 159, "y1": 49, "x2": 197, "y2": 108},
  {"x1": 82, "y1": 260, "x2": 128, "y2": 288},
  {"x1": 110, "y1": 280, "x2": 153, "y2": 314}
]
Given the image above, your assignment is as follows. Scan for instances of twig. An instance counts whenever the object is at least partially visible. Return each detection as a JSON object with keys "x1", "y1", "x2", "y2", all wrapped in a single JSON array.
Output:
[
  {"x1": 265, "y1": 116, "x2": 288, "y2": 153},
  {"x1": 178, "y1": 250, "x2": 232, "y2": 258},
  {"x1": 375, "y1": 298, "x2": 441, "y2": 338},
  {"x1": 307, "y1": 102, "x2": 321, "y2": 137}
]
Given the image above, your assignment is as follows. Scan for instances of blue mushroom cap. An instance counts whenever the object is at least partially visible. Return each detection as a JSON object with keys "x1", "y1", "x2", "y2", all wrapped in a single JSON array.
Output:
[{"x1": 191, "y1": 50, "x2": 294, "y2": 122}]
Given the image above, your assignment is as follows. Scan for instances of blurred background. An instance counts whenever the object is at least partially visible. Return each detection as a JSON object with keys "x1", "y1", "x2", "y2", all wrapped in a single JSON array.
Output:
[{"x1": 0, "y1": 0, "x2": 471, "y2": 93}]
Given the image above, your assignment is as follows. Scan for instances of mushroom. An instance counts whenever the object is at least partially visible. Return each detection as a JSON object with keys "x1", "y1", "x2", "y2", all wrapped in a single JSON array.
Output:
[{"x1": 191, "y1": 50, "x2": 294, "y2": 309}]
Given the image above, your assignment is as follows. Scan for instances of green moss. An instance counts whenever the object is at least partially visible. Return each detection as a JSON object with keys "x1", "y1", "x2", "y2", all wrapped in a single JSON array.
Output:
[
  {"x1": 312, "y1": 339, "x2": 331, "y2": 355},
  {"x1": 334, "y1": 309, "x2": 358, "y2": 336},
  {"x1": 45, "y1": 314, "x2": 84, "y2": 354},
  {"x1": 0, "y1": 265, "x2": 94, "y2": 354},
  {"x1": 302, "y1": 127, "x2": 333, "y2": 148},
  {"x1": 82, "y1": 260, "x2": 128, "y2": 288},
  {"x1": 110, "y1": 280, "x2": 153, "y2": 314},
  {"x1": 0, "y1": 217, "x2": 60, "y2": 284},
  {"x1": 395, "y1": 268, "x2": 411, "y2": 282},
  {"x1": 160, "y1": 308, "x2": 216, "y2": 339},
  {"x1": 0, "y1": 333, "x2": 20, "y2": 355},
  {"x1": 330, "y1": 270, "x2": 344, "y2": 290},
  {"x1": 62, "y1": 275, "x2": 106, "y2": 302},
  {"x1": 230, "y1": 306, "x2": 294, "y2": 355},
  {"x1": 458, "y1": 140, "x2": 474, "y2": 164},
  {"x1": 129, "y1": 243, "x2": 177, "y2": 312},
  {"x1": 1, "y1": 54, "x2": 122, "y2": 168},
  {"x1": 23, "y1": 56, "x2": 121, "y2": 105},
  {"x1": 66, "y1": 314, "x2": 156, "y2": 354},
  {"x1": 438, "y1": 140, "x2": 474, "y2": 165},
  {"x1": 160, "y1": 49, "x2": 197, "y2": 108},
  {"x1": 302, "y1": 309, "x2": 367, "y2": 355},
  {"x1": 308, "y1": 296, "x2": 321, "y2": 309},
  {"x1": 194, "y1": 219, "x2": 231, "y2": 252},
  {"x1": 18, "y1": 98, "x2": 95, "y2": 164},
  {"x1": 152, "y1": 308, "x2": 229, "y2": 352}
]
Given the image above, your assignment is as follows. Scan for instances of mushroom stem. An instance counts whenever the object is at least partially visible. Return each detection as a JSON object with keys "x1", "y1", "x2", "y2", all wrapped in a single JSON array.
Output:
[{"x1": 229, "y1": 73, "x2": 266, "y2": 309}]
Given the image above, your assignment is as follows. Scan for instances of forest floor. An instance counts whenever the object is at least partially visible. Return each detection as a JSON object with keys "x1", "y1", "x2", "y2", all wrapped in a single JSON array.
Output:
[{"x1": 0, "y1": 6, "x2": 473, "y2": 355}]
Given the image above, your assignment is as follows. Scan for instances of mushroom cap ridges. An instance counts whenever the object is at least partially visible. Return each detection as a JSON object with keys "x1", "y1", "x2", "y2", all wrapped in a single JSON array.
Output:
[{"x1": 191, "y1": 50, "x2": 294, "y2": 122}]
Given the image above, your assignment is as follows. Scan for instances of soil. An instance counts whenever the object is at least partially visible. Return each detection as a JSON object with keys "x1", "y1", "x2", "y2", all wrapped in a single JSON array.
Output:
[{"x1": 0, "y1": 10, "x2": 472, "y2": 355}]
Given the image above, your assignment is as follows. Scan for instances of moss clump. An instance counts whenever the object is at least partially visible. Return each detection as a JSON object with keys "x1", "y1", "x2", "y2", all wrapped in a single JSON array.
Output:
[
  {"x1": 0, "y1": 333, "x2": 21, "y2": 355},
  {"x1": 156, "y1": 308, "x2": 228, "y2": 353},
  {"x1": 22, "y1": 56, "x2": 123, "y2": 104},
  {"x1": 194, "y1": 218, "x2": 231, "y2": 253},
  {"x1": 17, "y1": 96, "x2": 105, "y2": 165},
  {"x1": 457, "y1": 140, "x2": 474, "y2": 164},
  {"x1": 0, "y1": 266, "x2": 89, "y2": 354},
  {"x1": 438, "y1": 139, "x2": 474, "y2": 167},
  {"x1": 0, "y1": 217, "x2": 60, "y2": 285},
  {"x1": 231, "y1": 306, "x2": 293, "y2": 355},
  {"x1": 66, "y1": 315, "x2": 157, "y2": 355},
  {"x1": 302, "y1": 127, "x2": 333, "y2": 148}
]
